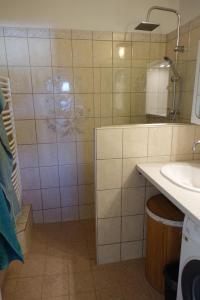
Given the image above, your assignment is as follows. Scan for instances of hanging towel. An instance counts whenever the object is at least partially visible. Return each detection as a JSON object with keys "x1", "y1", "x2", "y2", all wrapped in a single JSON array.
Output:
[
  {"x1": 146, "y1": 66, "x2": 169, "y2": 116},
  {"x1": 0, "y1": 88, "x2": 23, "y2": 270}
]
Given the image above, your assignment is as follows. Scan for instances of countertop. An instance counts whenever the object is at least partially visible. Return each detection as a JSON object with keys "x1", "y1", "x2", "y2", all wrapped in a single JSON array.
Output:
[{"x1": 137, "y1": 162, "x2": 200, "y2": 224}]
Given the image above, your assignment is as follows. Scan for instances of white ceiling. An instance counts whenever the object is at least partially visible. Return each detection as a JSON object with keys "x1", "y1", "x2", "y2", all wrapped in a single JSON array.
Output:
[{"x1": 0, "y1": 0, "x2": 198, "y2": 33}]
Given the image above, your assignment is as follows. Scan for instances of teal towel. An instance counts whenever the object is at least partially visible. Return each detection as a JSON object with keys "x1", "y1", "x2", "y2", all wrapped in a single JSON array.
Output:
[
  {"x1": 0, "y1": 189, "x2": 23, "y2": 269},
  {"x1": 0, "y1": 88, "x2": 23, "y2": 269}
]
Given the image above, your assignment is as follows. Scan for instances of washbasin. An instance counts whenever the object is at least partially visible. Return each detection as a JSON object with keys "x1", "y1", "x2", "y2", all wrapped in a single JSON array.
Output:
[{"x1": 160, "y1": 162, "x2": 200, "y2": 192}]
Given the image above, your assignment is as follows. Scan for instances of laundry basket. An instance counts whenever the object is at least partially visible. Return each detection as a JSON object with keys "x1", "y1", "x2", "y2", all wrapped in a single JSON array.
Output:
[{"x1": 145, "y1": 194, "x2": 184, "y2": 293}]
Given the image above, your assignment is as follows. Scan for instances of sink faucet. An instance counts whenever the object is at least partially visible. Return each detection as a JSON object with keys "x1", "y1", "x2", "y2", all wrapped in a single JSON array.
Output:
[{"x1": 192, "y1": 140, "x2": 200, "y2": 152}]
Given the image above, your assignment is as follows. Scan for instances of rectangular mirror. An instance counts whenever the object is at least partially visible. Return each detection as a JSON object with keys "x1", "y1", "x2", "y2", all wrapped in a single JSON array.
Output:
[{"x1": 191, "y1": 40, "x2": 200, "y2": 124}]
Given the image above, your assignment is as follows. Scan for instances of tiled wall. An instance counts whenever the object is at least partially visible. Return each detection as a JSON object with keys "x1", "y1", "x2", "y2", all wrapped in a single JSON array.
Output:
[
  {"x1": 167, "y1": 14, "x2": 200, "y2": 123},
  {"x1": 95, "y1": 123, "x2": 199, "y2": 264},
  {"x1": 0, "y1": 26, "x2": 166, "y2": 223}
]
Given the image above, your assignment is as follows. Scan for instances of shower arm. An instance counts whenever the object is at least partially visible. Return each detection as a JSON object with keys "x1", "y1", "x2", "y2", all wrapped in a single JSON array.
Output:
[{"x1": 146, "y1": 6, "x2": 184, "y2": 53}]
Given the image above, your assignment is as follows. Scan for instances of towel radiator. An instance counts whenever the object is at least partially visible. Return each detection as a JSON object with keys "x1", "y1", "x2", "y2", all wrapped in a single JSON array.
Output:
[{"x1": 0, "y1": 76, "x2": 22, "y2": 216}]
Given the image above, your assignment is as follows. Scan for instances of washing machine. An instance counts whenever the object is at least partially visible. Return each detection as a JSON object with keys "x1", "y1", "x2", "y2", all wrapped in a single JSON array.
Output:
[{"x1": 177, "y1": 216, "x2": 200, "y2": 300}]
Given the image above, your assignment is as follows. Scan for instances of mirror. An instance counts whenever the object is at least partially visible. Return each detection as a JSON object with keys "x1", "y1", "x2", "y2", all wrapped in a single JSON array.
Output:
[{"x1": 191, "y1": 40, "x2": 200, "y2": 124}]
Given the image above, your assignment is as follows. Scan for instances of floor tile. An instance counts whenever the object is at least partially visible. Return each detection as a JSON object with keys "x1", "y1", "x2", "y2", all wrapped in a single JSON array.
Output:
[{"x1": 3, "y1": 221, "x2": 164, "y2": 300}]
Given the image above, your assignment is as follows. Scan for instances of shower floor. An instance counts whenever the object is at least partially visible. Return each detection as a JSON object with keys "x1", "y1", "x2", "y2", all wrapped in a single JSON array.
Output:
[{"x1": 2, "y1": 220, "x2": 163, "y2": 300}]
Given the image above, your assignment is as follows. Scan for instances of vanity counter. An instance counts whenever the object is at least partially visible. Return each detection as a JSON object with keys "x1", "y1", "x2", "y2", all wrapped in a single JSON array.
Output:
[{"x1": 137, "y1": 162, "x2": 200, "y2": 224}]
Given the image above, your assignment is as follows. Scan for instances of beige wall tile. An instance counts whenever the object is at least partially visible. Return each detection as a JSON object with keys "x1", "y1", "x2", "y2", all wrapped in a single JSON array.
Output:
[
  {"x1": 100, "y1": 94, "x2": 113, "y2": 117},
  {"x1": 79, "y1": 204, "x2": 94, "y2": 219},
  {"x1": 21, "y1": 167, "x2": 40, "y2": 190},
  {"x1": 72, "y1": 40, "x2": 92, "y2": 67},
  {"x1": 113, "y1": 41, "x2": 132, "y2": 67},
  {"x1": 148, "y1": 126, "x2": 172, "y2": 156},
  {"x1": 32, "y1": 211, "x2": 43, "y2": 223},
  {"x1": 33, "y1": 94, "x2": 55, "y2": 119},
  {"x1": 59, "y1": 164, "x2": 77, "y2": 186},
  {"x1": 40, "y1": 166, "x2": 59, "y2": 188},
  {"x1": 113, "y1": 32, "x2": 131, "y2": 41},
  {"x1": 113, "y1": 93, "x2": 130, "y2": 117},
  {"x1": 15, "y1": 120, "x2": 36, "y2": 144},
  {"x1": 96, "y1": 159, "x2": 122, "y2": 190},
  {"x1": 78, "y1": 184, "x2": 94, "y2": 205},
  {"x1": 38, "y1": 143, "x2": 58, "y2": 166},
  {"x1": 97, "y1": 217, "x2": 121, "y2": 244},
  {"x1": 123, "y1": 127, "x2": 148, "y2": 157},
  {"x1": 132, "y1": 67, "x2": 147, "y2": 92},
  {"x1": 122, "y1": 157, "x2": 147, "y2": 188},
  {"x1": 60, "y1": 186, "x2": 78, "y2": 207},
  {"x1": 131, "y1": 92, "x2": 146, "y2": 116},
  {"x1": 170, "y1": 154, "x2": 193, "y2": 161},
  {"x1": 97, "y1": 189, "x2": 121, "y2": 218},
  {"x1": 121, "y1": 215, "x2": 144, "y2": 242},
  {"x1": 22, "y1": 189, "x2": 42, "y2": 210},
  {"x1": 93, "y1": 68, "x2": 112, "y2": 93},
  {"x1": 51, "y1": 39, "x2": 72, "y2": 67},
  {"x1": 54, "y1": 94, "x2": 74, "y2": 118},
  {"x1": 121, "y1": 241, "x2": 143, "y2": 260},
  {"x1": 72, "y1": 30, "x2": 92, "y2": 40},
  {"x1": 50, "y1": 28, "x2": 71, "y2": 39},
  {"x1": 100, "y1": 117, "x2": 112, "y2": 126},
  {"x1": 122, "y1": 187, "x2": 145, "y2": 216},
  {"x1": 171, "y1": 125, "x2": 195, "y2": 155},
  {"x1": 12, "y1": 94, "x2": 34, "y2": 119},
  {"x1": 61, "y1": 206, "x2": 79, "y2": 221},
  {"x1": 78, "y1": 163, "x2": 94, "y2": 185},
  {"x1": 28, "y1": 28, "x2": 49, "y2": 38},
  {"x1": 76, "y1": 117, "x2": 95, "y2": 141},
  {"x1": 132, "y1": 32, "x2": 150, "y2": 42},
  {"x1": 150, "y1": 42, "x2": 166, "y2": 60},
  {"x1": 93, "y1": 41, "x2": 112, "y2": 67},
  {"x1": 93, "y1": 31, "x2": 112, "y2": 41},
  {"x1": 18, "y1": 145, "x2": 38, "y2": 168},
  {"x1": 97, "y1": 244, "x2": 120, "y2": 264},
  {"x1": 43, "y1": 208, "x2": 61, "y2": 223},
  {"x1": 0, "y1": 66, "x2": 8, "y2": 76},
  {"x1": 28, "y1": 38, "x2": 51, "y2": 66},
  {"x1": 77, "y1": 141, "x2": 94, "y2": 163},
  {"x1": 96, "y1": 128, "x2": 122, "y2": 159},
  {"x1": 74, "y1": 68, "x2": 93, "y2": 93},
  {"x1": 113, "y1": 116, "x2": 131, "y2": 125},
  {"x1": 5, "y1": 37, "x2": 29, "y2": 66},
  {"x1": 42, "y1": 188, "x2": 60, "y2": 209},
  {"x1": 56, "y1": 119, "x2": 76, "y2": 142},
  {"x1": 31, "y1": 67, "x2": 53, "y2": 93},
  {"x1": 75, "y1": 94, "x2": 94, "y2": 117},
  {"x1": 9, "y1": 67, "x2": 32, "y2": 93},
  {"x1": 0, "y1": 37, "x2": 6, "y2": 65},
  {"x1": 113, "y1": 68, "x2": 131, "y2": 92},
  {"x1": 132, "y1": 42, "x2": 150, "y2": 60},
  {"x1": 147, "y1": 155, "x2": 170, "y2": 163},
  {"x1": 36, "y1": 119, "x2": 57, "y2": 143},
  {"x1": 53, "y1": 67, "x2": 74, "y2": 93},
  {"x1": 57, "y1": 142, "x2": 76, "y2": 164}
]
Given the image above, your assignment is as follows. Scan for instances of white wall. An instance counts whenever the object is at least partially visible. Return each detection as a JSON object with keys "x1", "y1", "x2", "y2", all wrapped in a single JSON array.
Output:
[
  {"x1": 0, "y1": 0, "x2": 179, "y2": 33},
  {"x1": 179, "y1": 0, "x2": 200, "y2": 25}
]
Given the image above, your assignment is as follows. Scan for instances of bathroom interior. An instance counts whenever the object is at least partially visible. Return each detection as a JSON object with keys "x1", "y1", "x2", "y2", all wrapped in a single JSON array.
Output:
[{"x1": 1, "y1": 0, "x2": 200, "y2": 299}]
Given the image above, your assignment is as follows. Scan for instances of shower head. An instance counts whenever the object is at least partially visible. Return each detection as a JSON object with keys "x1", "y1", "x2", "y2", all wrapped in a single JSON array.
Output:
[
  {"x1": 135, "y1": 21, "x2": 160, "y2": 31},
  {"x1": 164, "y1": 56, "x2": 180, "y2": 79}
]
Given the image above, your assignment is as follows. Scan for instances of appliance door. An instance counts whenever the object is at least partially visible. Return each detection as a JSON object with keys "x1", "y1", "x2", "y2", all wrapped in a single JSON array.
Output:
[{"x1": 181, "y1": 259, "x2": 200, "y2": 300}]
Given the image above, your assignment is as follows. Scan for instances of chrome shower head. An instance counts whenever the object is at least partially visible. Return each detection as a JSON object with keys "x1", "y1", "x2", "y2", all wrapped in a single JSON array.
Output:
[
  {"x1": 164, "y1": 56, "x2": 180, "y2": 80},
  {"x1": 134, "y1": 21, "x2": 160, "y2": 31}
]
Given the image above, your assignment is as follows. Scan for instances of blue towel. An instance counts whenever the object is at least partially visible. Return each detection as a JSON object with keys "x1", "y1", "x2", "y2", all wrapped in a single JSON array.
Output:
[{"x1": 0, "y1": 88, "x2": 23, "y2": 270}]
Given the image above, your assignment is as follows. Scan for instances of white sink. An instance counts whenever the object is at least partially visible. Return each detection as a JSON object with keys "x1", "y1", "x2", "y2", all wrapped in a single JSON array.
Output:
[{"x1": 161, "y1": 162, "x2": 200, "y2": 192}]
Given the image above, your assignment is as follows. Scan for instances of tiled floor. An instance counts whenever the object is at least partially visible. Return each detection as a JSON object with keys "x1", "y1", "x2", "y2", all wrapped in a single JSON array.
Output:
[{"x1": 2, "y1": 220, "x2": 163, "y2": 300}]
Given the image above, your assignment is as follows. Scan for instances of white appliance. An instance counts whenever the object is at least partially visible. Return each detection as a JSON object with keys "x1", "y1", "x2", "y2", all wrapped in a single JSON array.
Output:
[{"x1": 177, "y1": 216, "x2": 200, "y2": 300}]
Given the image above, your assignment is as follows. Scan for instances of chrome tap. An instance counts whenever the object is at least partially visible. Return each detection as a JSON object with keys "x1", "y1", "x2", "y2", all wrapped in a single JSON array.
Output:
[{"x1": 192, "y1": 140, "x2": 200, "y2": 152}]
